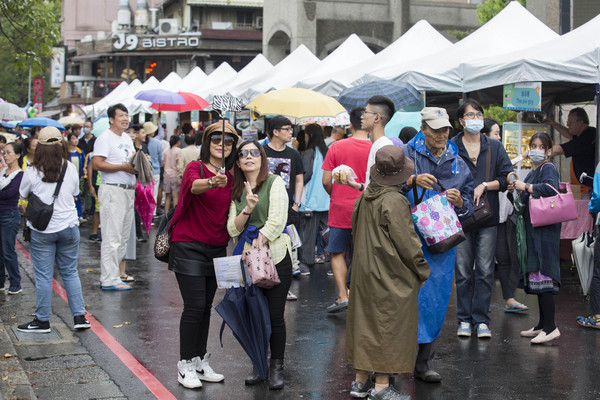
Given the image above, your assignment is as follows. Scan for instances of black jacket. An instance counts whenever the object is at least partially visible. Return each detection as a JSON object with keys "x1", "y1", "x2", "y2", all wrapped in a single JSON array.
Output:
[{"x1": 451, "y1": 132, "x2": 513, "y2": 227}]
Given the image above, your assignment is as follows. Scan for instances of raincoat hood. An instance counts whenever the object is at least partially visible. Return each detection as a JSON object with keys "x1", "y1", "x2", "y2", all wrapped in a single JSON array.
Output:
[
  {"x1": 407, "y1": 131, "x2": 461, "y2": 175},
  {"x1": 364, "y1": 180, "x2": 399, "y2": 201}
]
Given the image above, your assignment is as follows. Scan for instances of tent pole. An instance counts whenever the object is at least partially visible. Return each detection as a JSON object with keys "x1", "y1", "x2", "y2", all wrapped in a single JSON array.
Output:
[{"x1": 594, "y1": 84, "x2": 600, "y2": 173}]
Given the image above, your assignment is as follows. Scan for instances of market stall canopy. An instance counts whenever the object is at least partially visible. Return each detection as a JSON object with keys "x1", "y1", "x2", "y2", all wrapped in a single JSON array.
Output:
[
  {"x1": 82, "y1": 81, "x2": 129, "y2": 118},
  {"x1": 192, "y1": 62, "x2": 238, "y2": 99},
  {"x1": 231, "y1": 44, "x2": 321, "y2": 103},
  {"x1": 296, "y1": 34, "x2": 374, "y2": 94},
  {"x1": 206, "y1": 54, "x2": 273, "y2": 103},
  {"x1": 365, "y1": 1, "x2": 558, "y2": 93},
  {"x1": 176, "y1": 67, "x2": 208, "y2": 92},
  {"x1": 299, "y1": 21, "x2": 452, "y2": 97},
  {"x1": 462, "y1": 12, "x2": 600, "y2": 93},
  {"x1": 121, "y1": 78, "x2": 157, "y2": 114}
]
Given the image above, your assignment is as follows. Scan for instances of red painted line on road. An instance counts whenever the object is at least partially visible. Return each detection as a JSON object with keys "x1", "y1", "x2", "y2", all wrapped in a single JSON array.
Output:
[{"x1": 15, "y1": 241, "x2": 176, "y2": 400}]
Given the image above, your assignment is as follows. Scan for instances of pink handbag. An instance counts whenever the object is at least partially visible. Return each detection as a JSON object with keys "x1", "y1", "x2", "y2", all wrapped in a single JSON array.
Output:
[
  {"x1": 243, "y1": 233, "x2": 280, "y2": 289},
  {"x1": 529, "y1": 182, "x2": 577, "y2": 228}
]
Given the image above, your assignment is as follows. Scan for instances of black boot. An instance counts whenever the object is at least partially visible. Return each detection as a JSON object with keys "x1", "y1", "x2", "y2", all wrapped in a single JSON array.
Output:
[
  {"x1": 269, "y1": 358, "x2": 284, "y2": 390},
  {"x1": 245, "y1": 367, "x2": 262, "y2": 385}
]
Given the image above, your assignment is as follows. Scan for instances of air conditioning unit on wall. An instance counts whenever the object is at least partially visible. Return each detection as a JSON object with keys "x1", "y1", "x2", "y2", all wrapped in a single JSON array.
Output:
[
  {"x1": 256, "y1": 16, "x2": 263, "y2": 29},
  {"x1": 158, "y1": 18, "x2": 178, "y2": 35}
]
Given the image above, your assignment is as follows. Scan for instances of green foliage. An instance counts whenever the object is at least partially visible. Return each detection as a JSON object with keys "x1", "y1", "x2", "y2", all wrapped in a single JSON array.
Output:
[
  {"x1": 477, "y1": 0, "x2": 526, "y2": 25},
  {"x1": 484, "y1": 106, "x2": 518, "y2": 125},
  {"x1": 448, "y1": 29, "x2": 474, "y2": 41},
  {"x1": 0, "y1": 0, "x2": 61, "y2": 105},
  {"x1": 0, "y1": 0, "x2": 62, "y2": 72}
]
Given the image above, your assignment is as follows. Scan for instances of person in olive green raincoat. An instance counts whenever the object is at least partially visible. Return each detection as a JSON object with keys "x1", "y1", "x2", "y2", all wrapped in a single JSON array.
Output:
[{"x1": 346, "y1": 145, "x2": 430, "y2": 398}]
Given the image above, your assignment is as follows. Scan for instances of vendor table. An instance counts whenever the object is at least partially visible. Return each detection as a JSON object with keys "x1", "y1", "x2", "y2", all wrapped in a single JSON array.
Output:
[{"x1": 560, "y1": 200, "x2": 593, "y2": 239}]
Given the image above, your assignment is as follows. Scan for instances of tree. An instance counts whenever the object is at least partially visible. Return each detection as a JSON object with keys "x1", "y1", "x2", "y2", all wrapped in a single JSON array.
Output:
[
  {"x1": 477, "y1": 0, "x2": 526, "y2": 25},
  {"x1": 0, "y1": 0, "x2": 61, "y2": 105}
]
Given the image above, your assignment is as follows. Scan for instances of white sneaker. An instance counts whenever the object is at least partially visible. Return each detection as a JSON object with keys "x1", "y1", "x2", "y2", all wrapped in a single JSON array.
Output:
[
  {"x1": 177, "y1": 360, "x2": 202, "y2": 388},
  {"x1": 193, "y1": 353, "x2": 225, "y2": 382}
]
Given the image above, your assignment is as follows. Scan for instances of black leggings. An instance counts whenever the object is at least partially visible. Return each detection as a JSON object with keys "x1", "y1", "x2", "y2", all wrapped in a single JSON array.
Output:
[
  {"x1": 535, "y1": 292, "x2": 556, "y2": 334},
  {"x1": 263, "y1": 252, "x2": 293, "y2": 360},
  {"x1": 175, "y1": 273, "x2": 217, "y2": 360}
]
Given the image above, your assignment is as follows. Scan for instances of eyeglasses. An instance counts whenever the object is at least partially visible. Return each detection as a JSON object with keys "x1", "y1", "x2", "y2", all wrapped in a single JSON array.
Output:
[
  {"x1": 210, "y1": 135, "x2": 235, "y2": 146},
  {"x1": 277, "y1": 127, "x2": 293, "y2": 132},
  {"x1": 463, "y1": 112, "x2": 484, "y2": 119},
  {"x1": 361, "y1": 110, "x2": 379, "y2": 117},
  {"x1": 238, "y1": 148, "x2": 261, "y2": 158}
]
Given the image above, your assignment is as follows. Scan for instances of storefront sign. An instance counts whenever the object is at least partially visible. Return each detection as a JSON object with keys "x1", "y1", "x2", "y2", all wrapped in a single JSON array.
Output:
[
  {"x1": 50, "y1": 47, "x2": 65, "y2": 88},
  {"x1": 503, "y1": 82, "x2": 542, "y2": 111},
  {"x1": 113, "y1": 34, "x2": 201, "y2": 51}
]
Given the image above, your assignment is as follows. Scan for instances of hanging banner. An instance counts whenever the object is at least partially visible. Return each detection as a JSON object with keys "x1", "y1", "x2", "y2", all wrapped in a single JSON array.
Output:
[
  {"x1": 33, "y1": 78, "x2": 44, "y2": 114},
  {"x1": 503, "y1": 82, "x2": 542, "y2": 111},
  {"x1": 50, "y1": 47, "x2": 65, "y2": 88}
]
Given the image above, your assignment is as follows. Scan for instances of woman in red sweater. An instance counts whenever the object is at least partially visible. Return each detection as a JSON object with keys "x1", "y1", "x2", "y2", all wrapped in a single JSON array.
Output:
[{"x1": 168, "y1": 121, "x2": 238, "y2": 389}]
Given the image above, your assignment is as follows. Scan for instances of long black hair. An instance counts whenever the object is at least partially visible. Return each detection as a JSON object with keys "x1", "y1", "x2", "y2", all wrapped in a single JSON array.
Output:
[{"x1": 305, "y1": 124, "x2": 328, "y2": 157}]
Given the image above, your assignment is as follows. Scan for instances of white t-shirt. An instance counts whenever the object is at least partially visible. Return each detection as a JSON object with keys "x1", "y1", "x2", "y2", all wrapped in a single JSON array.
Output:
[
  {"x1": 93, "y1": 129, "x2": 136, "y2": 185},
  {"x1": 19, "y1": 162, "x2": 80, "y2": 233},
  {"x1": 365, "y1": 136, "x2": 394, "y2": 185}
]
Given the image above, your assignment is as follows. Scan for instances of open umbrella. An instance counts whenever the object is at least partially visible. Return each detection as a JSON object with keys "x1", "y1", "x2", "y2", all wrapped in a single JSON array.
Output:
[
  {"x1": 572, "y1": 231, "x2": 595, "y2": 296},
  {"x1": 150, "y1": 92, "x2": 209, "y2": 112},
  {"x1": 58, "y1": 116, "x2": 85, "y2": 126},
  {"x1": 134, "y1": 89, "x2": 185, "y2": 111},
  {"x1": 337, "y1": 80, "x2": 424, "y2": 112},
  {"x1": 215, "y1": 263, "x2": 271, "y2": 380},
  {"x1": 246, "y1": 88, "x2": 346, "y2": 119},
  {"x1": 19, "y1": 117, "x2": 65, "y2": 130},
  {"x1": 0, "y1": 102, "x2": 27, "y2": 121}
]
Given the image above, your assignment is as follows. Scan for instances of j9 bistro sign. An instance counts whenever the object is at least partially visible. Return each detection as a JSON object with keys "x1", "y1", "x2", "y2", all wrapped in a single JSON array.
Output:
[{"x1": 113, "y1": 34, "x2": 201, "y2": 51}]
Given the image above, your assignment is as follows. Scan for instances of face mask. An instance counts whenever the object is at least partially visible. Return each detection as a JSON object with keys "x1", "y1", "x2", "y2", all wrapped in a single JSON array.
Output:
[
  {"x1": 529, "y1": 149, "x2": 547, "y2": 164},
  {"x1": 464, "y1": 119, "x2": 484, "y2": 134},
  {"x1": 83, "y1": 128, "x2": 91, "y2": 135}
]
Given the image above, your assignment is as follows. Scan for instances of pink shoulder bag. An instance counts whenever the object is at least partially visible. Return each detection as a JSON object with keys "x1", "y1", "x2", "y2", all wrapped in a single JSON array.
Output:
[
  {"x1": 244, "y1": 233, "x2": 280, "y2": 289},
  {"x1": 529, "y1": 182, "x2": 577, "y2": 227}
]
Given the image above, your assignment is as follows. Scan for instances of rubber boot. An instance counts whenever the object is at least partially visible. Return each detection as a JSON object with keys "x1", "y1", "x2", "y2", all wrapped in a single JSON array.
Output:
[
  {"x1": 269, "y1": 358, "x2": 284, "y2": 390},
  {"x1": 244, "y1": 367, "x2": 262, "y2": 385}
]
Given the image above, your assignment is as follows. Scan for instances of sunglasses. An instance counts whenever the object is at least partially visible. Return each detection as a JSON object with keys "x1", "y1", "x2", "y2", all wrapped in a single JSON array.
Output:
[
  {"x1": 238, "y1": 148, "x2": 261, "y2": 158},
  {"x1": 210, "y1": 135, "x2": 235, "y2": 146}
]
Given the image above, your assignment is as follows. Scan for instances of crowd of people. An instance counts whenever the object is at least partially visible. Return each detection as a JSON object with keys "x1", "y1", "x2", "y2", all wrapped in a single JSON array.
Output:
[{"x1": 0, "y1": 96, "x2": 599, "y2": 400}]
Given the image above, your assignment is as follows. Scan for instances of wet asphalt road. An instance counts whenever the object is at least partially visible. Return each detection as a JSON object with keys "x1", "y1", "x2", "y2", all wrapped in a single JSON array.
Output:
[{"x1": 34, "y1": 222, "x2": 600, "y2": 399}]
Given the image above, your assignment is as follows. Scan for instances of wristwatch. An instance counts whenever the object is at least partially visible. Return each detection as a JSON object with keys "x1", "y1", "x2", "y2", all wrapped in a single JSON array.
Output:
[
  {"x1": 207, "y1": 178, "x2": 214, "y2": 188},
  {"x1": 293, "y1": 202, "x2": 301, "y2": 207},
  {"x1": 482, "y1": 182, "x2": 488, "y2": 191}
]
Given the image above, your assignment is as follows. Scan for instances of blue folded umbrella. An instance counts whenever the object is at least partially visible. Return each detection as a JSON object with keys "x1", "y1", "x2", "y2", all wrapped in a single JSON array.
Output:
[{"x1": 215, "y1": 260, "x2": 271, "y2": 380}]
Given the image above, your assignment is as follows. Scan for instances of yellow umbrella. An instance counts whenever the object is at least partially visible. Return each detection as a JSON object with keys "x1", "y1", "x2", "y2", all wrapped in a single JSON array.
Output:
[{"x1": 246, "y1": 88, "x2": 346, "y2": 119}]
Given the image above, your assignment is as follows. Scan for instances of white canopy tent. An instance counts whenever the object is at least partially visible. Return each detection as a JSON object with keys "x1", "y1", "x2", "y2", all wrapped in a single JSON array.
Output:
[
  {"x1": 231, "y1": 44, "x2": 321, "y2": 103},
  {"x1": 295, "y1": 34, "x2": 374, "y2": 95},
  {"x1": 299, "y1": 21, "x2": 452, "y2": 97},
  {"x1": 82, "y1": 81, "x2": 130, "y2": 118},
  {"x1": 205, "y1": 54, "x2": 273, "y2": 103},
  {"x1": 366, "y1": 2, "x2": 559, "y2": 93},
  {"x1": 176, "y1": 67, "x2": 208, "y2": 92},
  {"x1": 191, "y1": 62, "x2": 238, "y2": 100},
  {"x1": 462, "y1": 12, "x2": 600, "y2": 93}
]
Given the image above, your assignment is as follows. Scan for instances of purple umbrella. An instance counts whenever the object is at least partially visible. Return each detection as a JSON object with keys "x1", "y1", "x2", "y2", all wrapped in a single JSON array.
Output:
[{"x1": 134, "y1": 89, "x2": 186, "y2": 111}]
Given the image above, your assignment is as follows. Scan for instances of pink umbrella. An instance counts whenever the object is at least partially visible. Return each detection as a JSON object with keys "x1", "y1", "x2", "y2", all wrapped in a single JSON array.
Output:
[{"x1": 135, "y1": 181, "x2": 156, "y2": 234}]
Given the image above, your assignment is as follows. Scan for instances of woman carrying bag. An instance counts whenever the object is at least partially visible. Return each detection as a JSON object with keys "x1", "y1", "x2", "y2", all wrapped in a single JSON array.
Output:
[
  {"x1": 168, "y1": 121, "x2": 237, "y2": 389},
  {"x1": 0, "y1": 142, "x2": 24, "y2": 294},
  {"x1": 510, "y1": 132, "x2": 561, "y2": 344},
  {"x1": 227, "y1": 140, "x2": 292, "y2": 390},
  {"x1": 17, "y1": 127, "x2": 89, "y2": 333}
]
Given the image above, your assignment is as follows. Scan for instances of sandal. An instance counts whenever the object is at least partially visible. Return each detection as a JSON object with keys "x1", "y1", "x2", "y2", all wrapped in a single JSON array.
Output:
[
  {"x1": 577, "y1": 315, "x2": 600, "y2": 329},
  {"x1": 120, "y1": 275, "x2": 135, "y2": 282},
  {"x1": 286, "y1": 291, "x2": 298, "y2": 301}
]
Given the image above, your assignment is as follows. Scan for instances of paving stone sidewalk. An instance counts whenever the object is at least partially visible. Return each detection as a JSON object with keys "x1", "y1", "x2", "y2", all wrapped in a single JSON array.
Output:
[{"x1": 0, "y1": 242, "x2": 126, "y2": 400}]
